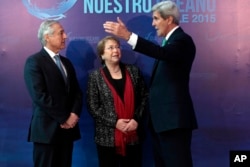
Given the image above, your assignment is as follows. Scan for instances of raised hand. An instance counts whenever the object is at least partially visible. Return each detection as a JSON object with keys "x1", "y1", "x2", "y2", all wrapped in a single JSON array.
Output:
[{"x1": 103, "y1": 17, "x2": 131, "y2": 40}]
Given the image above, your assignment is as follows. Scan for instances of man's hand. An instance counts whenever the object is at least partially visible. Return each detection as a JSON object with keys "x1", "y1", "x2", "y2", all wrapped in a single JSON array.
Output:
[
  {"x1": 103, "y1": 17, "x2": 131, "y2": 40},
  {"x1": 60, "y1": 123, "x2": 71, "y2": 129},
  {"x1": 60, "y1": 113, "x2": 79, "y2": 129}
]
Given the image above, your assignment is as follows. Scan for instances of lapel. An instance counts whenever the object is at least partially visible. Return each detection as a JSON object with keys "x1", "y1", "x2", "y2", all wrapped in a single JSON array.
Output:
[
  {"x1": 149, "y1": 59, "x2": 159, "y2": 86},
  {"x1": 40, "y1": 48, "x2": 57, "y2": 68},
  {"x1": 40, "y1": 48, "x2": 69, "y2": 85},
  {"x1": 167, "y1": 27, "x2": 183, "y2": 44}
]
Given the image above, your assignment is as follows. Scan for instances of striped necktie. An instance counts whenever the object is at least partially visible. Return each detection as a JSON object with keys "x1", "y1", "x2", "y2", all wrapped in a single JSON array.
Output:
[{"x1": 54, "y1": 55, "x2": 67, "y2": 84}]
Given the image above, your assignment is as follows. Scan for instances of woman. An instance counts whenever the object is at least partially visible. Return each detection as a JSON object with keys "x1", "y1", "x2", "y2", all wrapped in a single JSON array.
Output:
[{"x1": 87, "y1": 36, "x2": 148, "y2": 167}]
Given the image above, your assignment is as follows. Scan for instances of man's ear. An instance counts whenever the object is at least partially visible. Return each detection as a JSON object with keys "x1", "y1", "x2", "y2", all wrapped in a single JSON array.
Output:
[
  {"x1": 44, "y1": 34, "x2": 49, "y2": 43},
  {"x1": 168, "y1": 16, "x2": 174, "y2": 24}
]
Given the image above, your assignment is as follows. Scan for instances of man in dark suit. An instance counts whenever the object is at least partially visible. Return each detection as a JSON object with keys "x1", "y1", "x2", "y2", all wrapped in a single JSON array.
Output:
[
  {"x1": 103, "y1": 1, "x2": 198, "y2": 167},
  {"x1": 24, "y1": 20, "x2": 83, "y2": 167}
]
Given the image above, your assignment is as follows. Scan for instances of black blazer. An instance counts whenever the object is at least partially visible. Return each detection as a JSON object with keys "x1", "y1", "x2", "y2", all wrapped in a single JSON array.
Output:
[
  {"x1": 87, "y1": 64, "x2": 148, "y2": 147},
  {"x1": 24, "y1": 48, "x2": 83, "y2": 143},
  {"x1": 134, "y1": 27, "x2": 198, "y2": 133}
]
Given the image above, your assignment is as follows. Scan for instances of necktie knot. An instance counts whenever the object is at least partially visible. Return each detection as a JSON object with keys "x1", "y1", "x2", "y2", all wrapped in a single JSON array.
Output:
[
  {"x1": 54, "y1": 55, "x2": 62, "y2": 69},
  {"x1": 54, "y1": 54, "x2": 60, "y2": 60}
]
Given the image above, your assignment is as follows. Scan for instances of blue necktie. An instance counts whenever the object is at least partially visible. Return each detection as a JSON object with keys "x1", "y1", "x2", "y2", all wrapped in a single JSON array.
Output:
[{"x1": 54, "y1": 55, "x2": 67, "y2": 84}]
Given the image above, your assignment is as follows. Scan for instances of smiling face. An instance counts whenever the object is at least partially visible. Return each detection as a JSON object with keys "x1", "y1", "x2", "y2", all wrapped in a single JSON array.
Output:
[
  {"x1": 152, "y1": 11, "x2": 172, "y2": 37},
  {"x1": 101, "y1": 39, "x2": 121, "y2": 66},
  {"x1": 44, "y1": 23, "x2": 67, "y2": 53}
]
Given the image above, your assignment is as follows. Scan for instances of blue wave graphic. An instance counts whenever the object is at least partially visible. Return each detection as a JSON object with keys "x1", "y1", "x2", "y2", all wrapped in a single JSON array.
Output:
[{"x1": 22, "y1": 0, "x2": 77, "y2": 20}]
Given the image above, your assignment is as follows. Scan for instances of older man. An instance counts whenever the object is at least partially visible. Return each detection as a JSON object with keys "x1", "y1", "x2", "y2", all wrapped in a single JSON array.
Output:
[{"x1": 24, "y1": 20, "x2": 83, "y2": 167}]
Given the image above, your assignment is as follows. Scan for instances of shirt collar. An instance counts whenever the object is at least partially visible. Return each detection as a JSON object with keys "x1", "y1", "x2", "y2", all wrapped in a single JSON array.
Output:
[
  {"x1": 164, "y1": 26, "x2": 179, "y2": 41},
  {"x1": 44, "y1": 47, "x2": 59, "y2": 59}
]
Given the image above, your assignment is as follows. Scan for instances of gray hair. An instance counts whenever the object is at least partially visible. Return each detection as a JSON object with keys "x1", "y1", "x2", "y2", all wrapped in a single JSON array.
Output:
[
  {"x1": 152, "y1": 1, "x2": 180, "y2": 25},
  {"x1": 37, "y1": 20, "x2": 59, "y2": 46}
]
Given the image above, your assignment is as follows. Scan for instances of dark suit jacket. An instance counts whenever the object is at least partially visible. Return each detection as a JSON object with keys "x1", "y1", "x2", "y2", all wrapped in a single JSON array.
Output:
[
  {"x1": 134, "y1": 27, "x2": 198, "y2": 133},
  {"x1": 24, "y1": 48, "x2": 83, "y2": 143}
]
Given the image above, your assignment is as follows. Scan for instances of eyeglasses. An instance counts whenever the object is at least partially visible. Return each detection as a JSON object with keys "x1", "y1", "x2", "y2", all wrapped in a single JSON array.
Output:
[{"x1": 105, "y1": 46, "x2": 121, "y2": 51}]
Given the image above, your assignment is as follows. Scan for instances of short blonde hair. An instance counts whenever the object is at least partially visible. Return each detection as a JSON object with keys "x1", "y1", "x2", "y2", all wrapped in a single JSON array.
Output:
[{"x1": 96, "y1": 36, "x2": 120, "y2": 65}]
